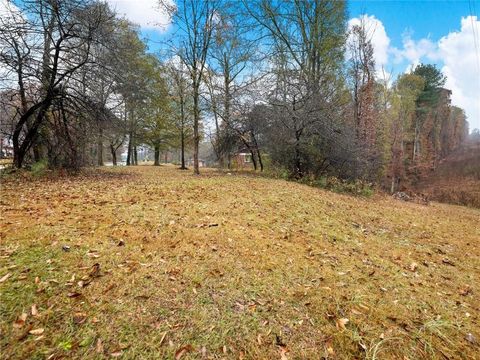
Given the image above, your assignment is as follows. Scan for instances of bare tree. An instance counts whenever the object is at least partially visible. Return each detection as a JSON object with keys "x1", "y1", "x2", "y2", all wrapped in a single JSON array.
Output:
[
  {"x1": 161, "y1": 0, "x2": 216, "y2": 174},
  {"x1": 0, "y1": 0, "x2": 114, "y2": 168}
]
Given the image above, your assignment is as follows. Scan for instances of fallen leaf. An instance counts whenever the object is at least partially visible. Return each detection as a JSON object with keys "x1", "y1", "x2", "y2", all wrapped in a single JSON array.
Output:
[
  {"x1": 159, "y1": 331, "x2": 167, "y2": 346},
  {"x1": 67, "y1": 292, "x2": 82, "y2": 298},
  {"x1": 442, "y1": 258, "x2": 455, "y2": 266},
  {"x1": 336, "y1": 318, "x2": 349, "y2": 330},
  {"x1": 409, "y1": 262, "x2": 418, "y2": 272},
  {"x1": 459, "y1": 285, "x2": 472, "y2": 296},
  {"x1": 31, "y1": 304, "x2": 39, "y2": 317},
  {"x1": 17, "y1": 324, "x2": 33, "y2": 341},
  {"x1": 73, "y1": 312, "x2": 87, "y2": 324},
  {"x1": 110, "y1": 351, "x2": 123, "y2": 357},
  {"x1": 90, "y1": 263, "x2": 101, "y2": 278},
  {"x1": 29, "y1": 328, "x2": 44, "y2": 335},
  {"x1": 117, "y1": 240, "x2": 125, "y2": 247},
  {"x1": 465, "y1": 333, "x2": 477, "y2": 344},
  {"x1": 96, "y1": 339, "x2": 104, "y2": 353},
  {"x1": 280, "y1": 346, "x2": 288, "y2": 360},
  {"x1": 175, "y1": 345, "x2": 193, "y2": 359},
  {"x1": 13, "y1": 312, "x2": 28, "y2": 328},
  {"x1": 0, "y1": 272, "x2": 12, "y2": 283}
]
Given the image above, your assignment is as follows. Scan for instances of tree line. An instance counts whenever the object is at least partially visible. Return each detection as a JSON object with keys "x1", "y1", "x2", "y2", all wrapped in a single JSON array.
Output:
[{"x1": 0, "y1": 0, "x2": 469, "y2": 192}]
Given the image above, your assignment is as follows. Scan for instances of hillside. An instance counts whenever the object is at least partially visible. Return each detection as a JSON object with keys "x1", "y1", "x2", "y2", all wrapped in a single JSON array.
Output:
[
  {"x1": 415, "y1": 138, "x2": 480, "y2": 208},
  {"x1": 1, "y1": 166, "x2": 479, "y2": 359}
]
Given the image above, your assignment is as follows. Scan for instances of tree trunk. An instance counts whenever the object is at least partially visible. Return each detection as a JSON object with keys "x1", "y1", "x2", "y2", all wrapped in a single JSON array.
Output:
[
  {"x1": 134, "y1": 146, "x2": 138, "y2": 165},
  {"x1": 110, "y1": 144, "x2": 117, "y2": 166},
  {"x1": 97, "y1": 126, "x2": 104, "y2": 166},
  {"x1": 193, "y1": 81, "x2": 200, "y2": 175},
  {"x1": 249, "y1": 148, "x2": 257, "y2": 171},
  {"x1": 180, "y1": 127, "x2": 187, "y2": 169},
  {"x1": 33, "y1": 146, "x2": 41, "y2": 162},
  {"x1": 13, "y1": 99, "x2": 52, "y2": 169},
  {"x1": 294, "y1": 130, "x2": 302, "y2": 178},
  {"x1": 154, "y1": 145, "x2": 160, "y2": 166},
  {"x1": 126, "y1": 132, "x2": 133, "y2": 166},
  {"x1": 257, "y1": 148, "x2": 263, "y2": 172},
  {"x1": 390, "y1": 176, "x2": 396, "y2": 194}
]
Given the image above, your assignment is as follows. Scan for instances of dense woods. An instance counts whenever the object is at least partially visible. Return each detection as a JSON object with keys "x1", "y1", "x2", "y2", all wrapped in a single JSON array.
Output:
[{"x1": 0, "y1": 0, "x2": 470, "y2": 192}]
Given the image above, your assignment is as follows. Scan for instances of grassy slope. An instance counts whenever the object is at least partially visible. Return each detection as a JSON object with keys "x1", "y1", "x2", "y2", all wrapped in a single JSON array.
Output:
[{"x1": 1, "y1": 166, "x2": 479, "y2": 359}]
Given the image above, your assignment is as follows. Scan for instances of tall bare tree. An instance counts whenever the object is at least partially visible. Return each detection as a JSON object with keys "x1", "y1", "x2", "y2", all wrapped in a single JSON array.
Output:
[{"x1": 161, "y1": 0, "x2": 216, "y2": 174}]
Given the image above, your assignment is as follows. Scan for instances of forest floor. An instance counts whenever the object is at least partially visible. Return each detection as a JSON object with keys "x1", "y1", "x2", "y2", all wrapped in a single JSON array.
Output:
[{"x1": 1, "y1": 166, "x2": 479, "y2": 359}]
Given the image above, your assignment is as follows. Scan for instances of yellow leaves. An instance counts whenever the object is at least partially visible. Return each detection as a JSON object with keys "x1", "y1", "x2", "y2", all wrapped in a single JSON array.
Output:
[{"x1": 336, "y1": 318, "x2": 349, "y2": 330}]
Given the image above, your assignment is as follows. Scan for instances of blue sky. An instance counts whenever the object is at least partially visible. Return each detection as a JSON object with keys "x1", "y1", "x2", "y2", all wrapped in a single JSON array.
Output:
[{"x1": 349, "y1": 1, "x2": 477, "y2": 45}]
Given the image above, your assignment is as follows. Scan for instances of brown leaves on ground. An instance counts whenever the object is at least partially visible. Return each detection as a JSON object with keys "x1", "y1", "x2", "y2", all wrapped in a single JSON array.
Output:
[{"x1": 0, "y1": 166, "x2": 479, "y2": 359}]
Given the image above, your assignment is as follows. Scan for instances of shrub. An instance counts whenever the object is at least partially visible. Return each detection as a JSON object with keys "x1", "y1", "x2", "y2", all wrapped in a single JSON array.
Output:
[{"x1": 30, "y1": 160, "x2": 49, "y2": 177}]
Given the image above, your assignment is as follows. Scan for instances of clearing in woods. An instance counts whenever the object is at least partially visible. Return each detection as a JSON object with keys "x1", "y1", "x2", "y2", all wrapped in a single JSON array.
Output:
[{"x1": 0, "y1": 166, "x2": 479, "y2": 359}]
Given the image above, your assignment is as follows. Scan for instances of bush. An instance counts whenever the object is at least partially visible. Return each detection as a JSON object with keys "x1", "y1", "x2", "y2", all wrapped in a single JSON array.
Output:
[
  {"x1": 299, "y1": 175, "x2": 374, "y2": 197},
  {"x1": 30, "y1": 160, "x2": 49, "y2": 177}
]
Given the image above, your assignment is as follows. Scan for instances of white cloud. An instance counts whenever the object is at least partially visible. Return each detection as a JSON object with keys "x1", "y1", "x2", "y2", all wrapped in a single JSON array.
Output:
[
  {"x1": 396, "y1": 33, "x2": 438, "y2": 70},
  {"x1": 438, "y1": 16, "x2": 480, "y2": 131},
  {"x1": 348, "y1": 15, "x2": 391, "y2": 71},
  {"x1": 106, "y1": 0, "x2": 172, "y2": 31}
]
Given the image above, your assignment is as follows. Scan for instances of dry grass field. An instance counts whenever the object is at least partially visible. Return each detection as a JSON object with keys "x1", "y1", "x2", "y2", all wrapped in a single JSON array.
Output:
[{"x1": 1, "y1": 166, "x2": 479, "y2": 359}]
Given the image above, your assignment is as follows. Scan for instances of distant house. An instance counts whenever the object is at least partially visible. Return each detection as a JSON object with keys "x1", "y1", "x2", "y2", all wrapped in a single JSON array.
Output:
[
  {"x1": 186, "y1": 159, "x2": 206, "y2": 167},
  {"x1": 0, "y1": 136, "x2": 13, "y2": 158},
  {"x1": 232, "y1": 149, "x2": 254, "y2": 169}
]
